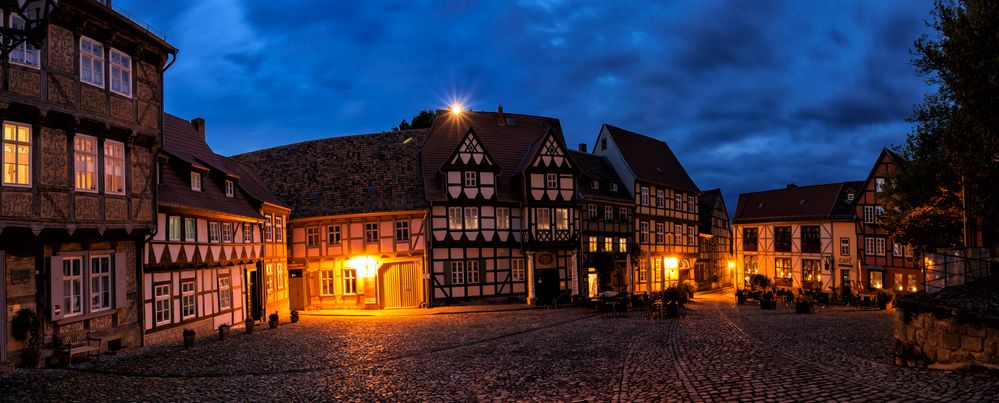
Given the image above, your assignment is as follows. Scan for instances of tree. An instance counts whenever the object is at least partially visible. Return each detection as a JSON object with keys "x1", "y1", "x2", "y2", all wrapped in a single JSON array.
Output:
[
  {"x1": 884, "y1": 0, "x2": 999, "y2": 250},
  {"x1": 393, "y1": 110, "x2": 436, "y2": 131}
]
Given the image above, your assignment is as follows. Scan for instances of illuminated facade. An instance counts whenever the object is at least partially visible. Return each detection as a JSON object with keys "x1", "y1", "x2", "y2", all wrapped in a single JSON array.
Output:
[
  {"x1": 591, "y1": 125, "x2": 700, "y2": 293},
  {"x1": 733, "y1": 182, "x2": 862, "y2": 293},
  {"x1": 855, "y1": 148, "x2": 920, "y2": 293}
]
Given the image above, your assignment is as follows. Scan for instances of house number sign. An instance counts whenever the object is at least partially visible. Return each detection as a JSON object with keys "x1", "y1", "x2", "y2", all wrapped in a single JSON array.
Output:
[{"x1": 537, "y1": 253, "x2": 554, "y2": 265}]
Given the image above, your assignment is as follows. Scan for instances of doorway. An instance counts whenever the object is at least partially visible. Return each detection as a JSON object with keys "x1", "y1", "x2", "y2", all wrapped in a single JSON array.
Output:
[
  {"x1": 247, "y1": 267, "x2": 263, "y2": 321},
  {"x1": 381, "y1": 262, "x2": 421, "y2": 308},
  {"x1": 288, "y1": 269, "x2": 305, "y2": 311},
  {"x1": 534, "y1": 268, "x2": 560, "y2": 305},
  {"x1": 840, "y1": 269, "x2": 851, "y2": 295}
]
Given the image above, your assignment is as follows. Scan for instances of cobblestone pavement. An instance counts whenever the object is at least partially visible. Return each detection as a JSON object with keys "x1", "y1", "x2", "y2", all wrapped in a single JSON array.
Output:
[{"x1": 2, "y1": 294, "x2": 998, "y2": 402}]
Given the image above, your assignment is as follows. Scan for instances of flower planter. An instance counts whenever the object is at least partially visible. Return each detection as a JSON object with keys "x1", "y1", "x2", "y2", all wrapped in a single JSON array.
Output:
[
  {"x1": 665, "y1": 302, "x2": 680, "y2": 318},
  {"x1": 268, "y1": 313, "x2": 279, "y2": 329},
  {"x1": 218, "y1": 324, "x2": 230, "y2": 341},
  {"x1": 183, "y1": 329, "x2": 195, "y2": 349},
  {"x1": 291, "y1": 310, "x2": 300, "y2": 323},
  {"x1": 795, "y1": 301, "x2": 815, "y2": 314},
  {"x1": 245, "y1": 319, "x2": 254, "y2": 334}
]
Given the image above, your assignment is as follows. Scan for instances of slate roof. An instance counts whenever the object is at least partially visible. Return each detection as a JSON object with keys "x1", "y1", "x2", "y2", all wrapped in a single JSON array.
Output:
[
  {"x1": 568, "y1": 150, "x2": 631, "y2": 203},
  {"x1": 603, "y1": 124, "x2": 700, "y2": 194},
  {"x1": 698, "y1": 188, "x2": 726, "y2": 234},
  {"x1": 422, "y1": 110, "x2": 565, "y2": 202},
  {"x1": 231, "y1": 130, "x2": 429, "y2": 219},
  {"x1": 161, "y1": 114, "x2": 282, "y2": 219},
  {"x1": 732, "y1": 181, "x2": 863, "y2": 224}
]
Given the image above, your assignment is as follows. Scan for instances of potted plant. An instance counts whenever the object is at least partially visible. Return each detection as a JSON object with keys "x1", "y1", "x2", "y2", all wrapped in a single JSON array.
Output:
[
  {"x1": 795, "y1": 296, "x2": 815, "y2": 314},
  {"x1": 682, "y1": 280, "x2": 698, "y2": 299},
  {"x1": 760, "y1": 292, "x2": 777, "y2": 310},
  {"x1": 876, "y1": 289, "x2": 894, "y2": 310},
  {"x1": 183, "y1": 329, "x2": 195, "y2": 349},
  {"x1": 218, "y1": 324, "x2": 230, "y2": 341},
  {"x1": 11, "y1": 309, "x2": 41, "y2": 367},
  {"x1": 291, "y1": 310, "x2": 300, "y2": 323},
  {"x1": 735, "y1": 289, "x2": 748, "y2": 305},
  {"x1": 245, "y1": 317, "x2": 255, "y2": 334},
  {"x1": 268, "y1": 312, "x2": 279, "y2": 329}
]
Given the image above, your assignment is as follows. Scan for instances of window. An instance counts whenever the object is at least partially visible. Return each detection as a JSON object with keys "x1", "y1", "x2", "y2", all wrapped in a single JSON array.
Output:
[
  {"x1": 893, "y1": 243, "x2": 903, "y2": 257},
  {"x1": 674, "y1": 194, "x2": 682, "y2": 210},
  {"x1": 90, "y1": 256, "x2": 112, "y2": 311},
  {"x1": 640, "y1": 187, "x2": 649, "y2": 206},
  {"x1": 79, "y1": 36, "x2": 104, "y2": 88},
  {"x1": 618, "y1": 207, "x2": 628, "y2": 222},
  {"x1": 2, "y1": 122, "x2": 31, "y2": 186},
  {"x1": 688, "y1": 196, "x2": 695, "y2": 213},
  {"x1": 109, "y1": 49, "x2": 132, "y2": 97},
  {"x1": 656, "y1": 190, "x2": 665, "y2": 208},
  {"x1": 448, "y1": 207, "x2": 463, "y2": 230},
  {"x1": 265, "y1": 215, "x2": 273, "y2": 241},
  {"x1": 865, "y1": 237, "x2": 876, "y2": 256},
  {"x1": 343, "y1": 268, "x2": 357, "y2": 294},
  {"x1": 591, "y1": 179, "x2": 599, "y2": 189},
  {"x1": 875, "y1": 238, "x2": 886, "y2": 256},
  {"x1": 875, "y1": 206, "x2": 884, "y2": 224},
  {"x1": 275, "y1": 216, "x2": 284, "y2": 242},
  {"x1": 688, "y1": 226, "x2": 696, "y2": 246},
  {"x1": 536, "y1": 208, "x2": 550, "y2": 230},
  {"x1": 511, "y1": 259, "x2": 525, "y2": 281},
  {"x1": 588, "y1": 237, "x2": 597, "y2": 252},
  {"x1": 74, "y1": 135, "x2": 98, "y2": 192},
  {"x1": 774, "y1": 226, "x2": 792, "y2": 252},
  {"x1": 619, "y1": 238, "x2": 627, "y2": 252},
  {"x1": 8, "y1": 15, "x2": 39, "y2": 67},
  {"x1": 61, "y1": 258, "x2": 83, "y2": 317},
  {"x1": 466, "y1": 260, "x2": 480, "y2": 283},
  {"x1": 864, "y1": 206, "x2": 875, "y2": 224},
  {"x1": 104, "y1": 140, "x2": 125, "y2": 194},
  {"x1": 801, "y1": 225, "x2": 820, "y2": 253},
  {"x1": 743, "y1": 228, "x2": 758, "y2": 251},
  {"x1": 222, "y1": 222, "x2": 233, "y2": 243},
  {"x1": 609, "y1": 183, "x2": 618, "y2": 192},
  {"x1": 638, "y1": 264, "x2": 647, "y2": 282},
  {"x1": 154, "y1": 284, "x2": 170, "y2": 325},
  {"x1": 894, "y1": 273, "x2": 904, "y2": 291},
  {"x1": 464, "y1": 207, "x2": 479, "y2": 230},
  {"x1": 744, "y1": 255, "x2": 759, "y2": 275},
  {"x1": 604, "y1": 237, "x2": 613, "y2": 252},
  {"x1": 555, "y1": 208, "x2": 569, "y2": 230},
  {"x1": 604, "y1": 206, "x2": 613, "y2": 221},
  {"x1": 496, "y1": 208, "x2": 510, "y2": 230},
  {"x1": 464, "y1": 171, "x2": 477, "y2": 187},
  {"x1": 265, "y1": 264, "x2": 273, "y2": 291},
  {"x1": 546, "y1": 173, "x2": 558, "y2": 188},
  {"x1": 277, "y1": 263, "x2": 286, "y2": 290},
  {"x1": 365, "y1": 223, "x2": 379, "y2": 243},
  {"x1": 218, "y1": 275, "x2": 232, "y2": 310},
  {"x1": 320, "y1": 271, "x2": 336, "y2": 295},
  {"x1": 168, "y1": 216, "x2": 181, "y2": 241},
  {"x1": 775, "y1": 258, "x2": 792, "y2": 283},
  {"x1": 588, "y1": 204, "x2": 597, "y2": 219},
  {"x1": 225, "y1": 180, "x2": 234, "y2": 198},
  {"x1": 802, "y1": 259, "x2": 821, "y2": 284},
  {"x1": 184, "y1": 218, "x2": 196, "y2": 241},
  {"x1": 840, "y1": 237, "x2": 850, "y2": 256},
  {"x1": 243, "y1": 223, "x2": 252, "y2": 243},
  {"x1": 652, "y1": 259, "x2": 662, "y2": 283},
  {"x1": 655, "y1": 222, "x2": 665, "y2": 244},
  {"x1": 869, "y1": 271, "x2": 884, "y2": 289},
  {"x1": 395, "y1": 221, "x2": 410, "y2": 241},
  {"x1": 190, "y1": 171, "x2": 202, "y2": 192},
  {"x1": 846, "y1": 192, "x2": 855, "y2": 202},
  {"x1": 181, "y1": 281, "x2": 196, "y2": 319},
  {"x1": 677, "y1": 224, "x2": 686, "y2": 246},
  {"x1": 306, "y1": 227, "x2": 321, "y2": 247},
  {"x1": 875, "y1": 177, "x2": 885, "y2": 193},
  {"x1": 328, "y1": 225, "x2": 342, "y2": 244},
  {"x1": 907, "y1": 274, "x2": 918, "y2": 292},
  {"x1": 450, "y1": 261, "x2": 465, "y2": 284},
  {"x1": 639, "y1": 221, "x2": 649, "y2": 243},
  {"x1": 209, "y1": 222, "x2": 220, "y2": 243}
]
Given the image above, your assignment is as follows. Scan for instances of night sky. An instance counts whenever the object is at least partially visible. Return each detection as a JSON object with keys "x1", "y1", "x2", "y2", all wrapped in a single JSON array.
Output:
[{"x1": 117, "y1": 0, "x2": 935, "y2": 208}]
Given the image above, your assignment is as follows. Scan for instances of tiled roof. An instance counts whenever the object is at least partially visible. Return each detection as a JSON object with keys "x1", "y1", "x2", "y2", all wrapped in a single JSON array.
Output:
[
  {"x1": 161, "y1": 114, "x2": 280, "y2": 219},
  {"x1": 603, "y1": 124, "x2": 700, "y2": 194},
  {"x1": 732, "y1": 181, "x2": 862, "y2": 224},
  {"x1": 567, "y1": 150, "x2": 631, "y2": 203},
  {"x1": 231, "y1": 130, "x2": 429, "y2": 219},
  {"x1": 423, "y1": 110, "x2": 565, "y2": 202}
]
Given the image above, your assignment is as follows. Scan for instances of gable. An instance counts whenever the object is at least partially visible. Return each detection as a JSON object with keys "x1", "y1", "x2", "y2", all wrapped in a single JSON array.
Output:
[
  {"x1": 530, "y1": 131, "x2": 573, "y2": 170},
  {"x1": 444, "y1": 128, "x2": 496, "y2": 170}
]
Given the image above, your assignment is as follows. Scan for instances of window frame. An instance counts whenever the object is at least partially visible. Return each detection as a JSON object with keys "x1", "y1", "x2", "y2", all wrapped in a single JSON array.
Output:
[
  {"x1": 79, "y1": 36, "x2": 105, "y2": 88},
  {"x1": 875, "y1": 238, "x2": 887, "y2": 256},
  {"x1": 364, "y1": 223, "x2": 379, "y2": 243},
  {"x1": 190, "y1": 171, "x2": 202, "y2": 192},
  {"x1": 840, "y1": 237, "x2": 850, "y2": 256},
  {"x1": 511, "y1": 259, "x2": 525, "y2": 282},
  {"x1": 275, "y1": 216, "x2": 284, "y2": 242},
  {"x1": 168, "y1": 216, "x2": 182, "y2": 242},
  {"x1": 184, "y1": 218, "x2": 196, "y2": 242},
  {"x1": 221, "y1": 222, "x2": 233, "y2": 244},
  {"x1": 640, "y1": 187, "x2": 649, "y2": 206},
  {"x1": 306, "y1": 227, "x2": 321, "y2": 247},
  {"x1": 463, "y1": 207, "x2": 479, "y2": 230},
  {"x1": 109, "y1": 48, "x2": 132, "y2": 98},
  {"x1": 243, "y1": 223, "x2": 253, "y2": 243},
  {"x1": 209, "y1": 221, "x2": 220, "y2": 243},
  {"x1": 464, "y1": 171, "x2": 477, "y2": 187},
  {"x1": 773, "y1": 226, "x2": 792, "y2": 253},
  {"x1": 218, "y1": 275, "x2": 232, "y2": 311},
  {"x1": 327, "y1": 225, "x2": 342, "y2": 244},
  {"x1": 496, "y1": 207, "x2": 511, "y2": 230},
  {"x1": 639, "y1": 221, "x2": 649, "y2": 244},
  {"x1": 342, "y1": 268, "x2": 357, "y2": 294},
  {"x1": 73, "y1": 134, "x2": 98, "y2": 193},
  {"x1": 554, "y1": 208, "x2": 569, "y2": 230},
  {"x1": 742, "y1": 227, "x2": 758, "y2": 251},
  {"x1": 180, "y1": 280, "x2": 196, "y2": 320},
  {"x1": 320, "y1": 271, "x2": 336, "y2": 296},
  {"x1": 103, "y1": 140, "x2": 126, "y2": 195},
  {"x1": 89, "y1": 255, "x2": 112, "y2": 312},
  {"x1": 395, "y1": 221, "x2": 410, "y2": 242},
  {"x1": 264, "y1": 214, "x2": 273, "y2": 242},
  {"x1": 800, "y1": 225, "x2": 821, "y2": 253},
  {"x1": 865, "y1": 237, "x2": 876, "y2": 256},
  {"x1": 62, "y1": 257, "x2": 84, "y2": 317},
  {"x1": 450, "y1": 261, "x2": 465, "y2": 285},
  {"x1": 7, "y1": 15, "x2": 40, "y2": 68},
  {"x1": 536, "y1": 208, "x2": 550, "y2": 231},
  {"x1": 153, "y1": 283, "x2": 171, "y2": 326},
  {"x1": 224, "y1": 180, "x2": 234, "y2": 198},
  {"x1": 2, "y1": 121, "x2": 32, "y2": 187},
  {"x1": 448, "y1": 207, "x2": 463, "y2": 230},
  {"x1": 466, "y1": 260, "x2": 480, "y2": 284},
  {"x1": 656, "y1": 190, "x2": 665, "y2": 208},
  {"x1": 545, "y1": 173, "x2": 558, "y2": 189}
]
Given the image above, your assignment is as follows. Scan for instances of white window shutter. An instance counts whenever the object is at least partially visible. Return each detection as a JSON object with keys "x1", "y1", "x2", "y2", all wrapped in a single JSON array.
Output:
[
  {"x1": 114, "y1": 252, "x2": 128, "y2": 309},
  {"x1": 50, "y1": 256, "x2": 64, "y2": 321}
]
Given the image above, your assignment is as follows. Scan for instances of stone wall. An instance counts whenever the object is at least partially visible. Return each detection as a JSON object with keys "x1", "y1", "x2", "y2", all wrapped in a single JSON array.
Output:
[{"x1": 895, "y1": 310, "x2": 999, "y2": 369}]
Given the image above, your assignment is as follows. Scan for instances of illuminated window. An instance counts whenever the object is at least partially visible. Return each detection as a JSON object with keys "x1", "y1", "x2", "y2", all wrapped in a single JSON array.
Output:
[
  {"x1": 588, "y1": 237, "x2": 597, "y2": 252},
  {"x1": 277, "y1": 263, "x2": 286, "y2": 289},
  {"x1": 466, "y1": 260, "x2": 480, "y2": 283},
  {"x1": 328, "y1": 225, "x2": 342, "y2": 244},
  {"x1": 8, "y1": 15, "x2": 39, "y2": 67},
  {"x1": 218, "y1": 275, "x2": 232, "y2": 310},
  {"x1": 638, "y1": 264, "x2": 647, "y2": 282},
  {"x1": 79, "y1": 36, "x2": 104, "y2": 88},
  {"x1": 775, "y1": 258, "x2": 792, "y2": 282},
  {"x1": 181, "y1": 281, "x2": 196, "y2": 319},
  {"x1": 450, "y1": 261, "x2": 465, "y2": 285},
  {"x1": 619, "y1": 238, "x2": 627, "y2": 252},
  {"x1": 2, "y1": 122, "x2": 31, "y2": 186},
  {"x1": 306, "y1": 227, "x2": 321, "y2": 247},
  {"x1": 464, "y1": 207, "x2": 479, "y2": 230},
  {"x1": 154, "y1": 284, "x2": 170, "y2": 325},
  {"x1": 190, "y1": 171, "x2": 202, "y2": 191},
  {"x1": 168, "y1": 216, "x2": 181, "y2": 241},
  {"x1": 802, "y1": 259, "x2": 820, "y2": 285},
  {"x1": 448, "y1": 207, "x2": 462, "y2": 230},
  {"x1": 869, "y1": 271, "x2": 884, "y2": 289},
  {"x1": 496, "y1": 208, "x2": 510, "y2": 230},
  {"x1": 511, "y1": 259, "x2": 525, "y2": 281},
  {"x1": 364, "y1": 223, "x2": 379, "y2": 243},
  {"x1": 74, "y1": 134, "x2": 98, "y2": 192},
  {"x1": 555, "y1": 208, "x2": 569, "y2": 230},
  {"x1": 109, "y1": 48, "x2": 132, "y2": 97},
  {"x1": 184, "y1": 218, "x2": 196, "y2": 241},
  {"x1": 536, "y1": 208, "x2": 550, "y2": 230},
  {"x1": 343, "y1": 268, "x2": 357, "y2": 294},
  {"x1": 604, "y1": 237, "x2": 613, "y2": 252},
  {"x1": 104, "y1": 140, "x2": 125, "y2": 194}
]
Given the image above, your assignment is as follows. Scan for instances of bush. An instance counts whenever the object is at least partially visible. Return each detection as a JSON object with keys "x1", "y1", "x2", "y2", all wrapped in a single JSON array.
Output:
[
  {"x1": 10, "y1": 309, "x2": 42, "y2": 359},
  {"x1": 749, "y1": 274, "x2": 771, "y2": 290}
]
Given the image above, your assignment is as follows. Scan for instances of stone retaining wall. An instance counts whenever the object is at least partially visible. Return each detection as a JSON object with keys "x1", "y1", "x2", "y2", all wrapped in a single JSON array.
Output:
[{"x1": 895, "y1": 310, "x2": 999, "y2": 369}]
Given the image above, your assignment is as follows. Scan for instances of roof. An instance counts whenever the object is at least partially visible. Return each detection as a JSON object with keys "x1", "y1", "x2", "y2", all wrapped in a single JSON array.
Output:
[
  {"x1": 698, "y1": 188, "x2": 727, "y2": 233},
  {"x1": 161, "y1": 114, "x2": 281, "y2": 219},
  {"x1": 422, "y1": 110, "x2": 565, "y2": 202},
  {"x1": 567, "y1": 150, "x2": 631, "y2": 203},
  {"x1": 231, "y1": 130, "x2": 429, "y2": 219},
  {"x1": 732, "y1": 181, "x2": 863, "y2": 224},
  {"x1": 603, "y1": 124, "x2": 700, "y2": 194}
]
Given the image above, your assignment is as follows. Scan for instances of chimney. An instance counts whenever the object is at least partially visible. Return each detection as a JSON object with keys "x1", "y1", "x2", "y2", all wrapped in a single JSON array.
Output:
[
  {"x1": 578, "y1": 143, "x2": 587, "y2": 153},
  {"x1": 191, "y1": 117, "x2": 206, "y2": 141},
  {"x1": 497, "y1": 104, "x2": 504, "y2": 126},
  {"x1": 786, "y1": 183, "x2": 798, "y2": 189}
]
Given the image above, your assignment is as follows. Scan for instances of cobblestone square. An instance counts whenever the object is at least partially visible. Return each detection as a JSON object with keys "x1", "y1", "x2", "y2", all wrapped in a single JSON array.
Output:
[{"x1": 2, "y1": 292, "x2": 997, "y2": 402}]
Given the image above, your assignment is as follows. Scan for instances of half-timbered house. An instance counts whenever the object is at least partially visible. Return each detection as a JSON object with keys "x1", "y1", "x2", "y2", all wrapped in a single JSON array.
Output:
[
  {"x1": 423, "y1": 107, "x2": 580, "y2": 306},
  {"x1": 696, "y1": 189, "x2": 733, "y2": 289},
  {"x1": 732, "y1": 182, "x2": 862, "y2": 294},
  {"x1": 232, "y1": 130, "x2": 428, "y2": 310},
  {"x1": 0, "y1": 0, "x2": 175, "y2": 365},
  {"x1": 143, "y1": 115, "x2": 290, "y2": 344},
  {"x1": 591, "y1": 124, "x2": 700, "y2": 293},
  {"x1": 855, "y1": 148, "x2": 920, "y2": 293},
  {"x1": 569, "y1": 147, "x2": 634, "y2": 297}
]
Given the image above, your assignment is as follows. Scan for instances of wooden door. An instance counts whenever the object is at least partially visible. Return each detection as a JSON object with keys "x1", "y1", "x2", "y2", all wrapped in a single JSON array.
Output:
[
  {"x1": 289, "y1": 269, "x2": 305, "y2": 311},
  {"x1": 381, "y1": 263, "x2": 421, "y2": 308}
]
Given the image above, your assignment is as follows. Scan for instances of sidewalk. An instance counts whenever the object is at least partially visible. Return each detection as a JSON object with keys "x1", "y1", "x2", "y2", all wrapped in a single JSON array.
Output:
[{"x1": 299, "y1": 303, "x2": 535, "y2": 317}]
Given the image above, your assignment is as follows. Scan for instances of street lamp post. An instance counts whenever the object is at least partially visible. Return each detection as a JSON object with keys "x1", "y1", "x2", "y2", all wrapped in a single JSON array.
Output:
[{"x1": 1, "y1": 0, "x2": 59, "y2": 90}]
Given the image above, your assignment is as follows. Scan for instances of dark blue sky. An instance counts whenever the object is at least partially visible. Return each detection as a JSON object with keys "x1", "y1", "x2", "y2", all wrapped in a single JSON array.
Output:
[{"x1": 119, "y1": 0, "x2": 934, "y2": 207}]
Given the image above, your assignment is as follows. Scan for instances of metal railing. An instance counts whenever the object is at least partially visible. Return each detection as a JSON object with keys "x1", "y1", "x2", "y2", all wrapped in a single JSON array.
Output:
[
  {"x1": 923, "y1": 247, "x2": 998, "y2": 293},
  {"x1": 109, "y1": 2, "x2": 167, "y2": 42}
]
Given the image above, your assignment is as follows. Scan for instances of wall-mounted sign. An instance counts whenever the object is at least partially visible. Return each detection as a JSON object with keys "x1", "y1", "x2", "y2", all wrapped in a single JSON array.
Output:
[{"x1": 537, "y1": 253, "x2": 554, "y2": 266}]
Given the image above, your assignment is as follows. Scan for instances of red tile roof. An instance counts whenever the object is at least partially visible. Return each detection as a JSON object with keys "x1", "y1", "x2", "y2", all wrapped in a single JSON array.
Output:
[
  {"x1": 568, "y1": 150, "x2": 631, "y2": 203},
  {"x1": 603, "y1": 124, "x2": 700, "y2": 194},
  {"x1": 422, "y1": 110, "x2": 565, "y2": 202},
  {"x1": 732, "y1": 181, "x2": 863, "y2": 224}
]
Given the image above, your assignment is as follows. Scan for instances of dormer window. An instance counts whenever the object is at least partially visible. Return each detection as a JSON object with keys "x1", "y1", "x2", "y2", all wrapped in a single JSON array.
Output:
[
  {"x1": 464, "y1": 171, "x2": 477, "y2": 187},
  {"x1": 846, "y1": 192, "x2": 855, "y2": 202},
  {"x1": 591, "y1": 180, "x2": 599, "y2": 189},
  {"x1": 191, "y1": 172, "x2": 202, "y2": 191},
  {"x1": 225, "y1": 180, "x2": 234, "y2": 198}
]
